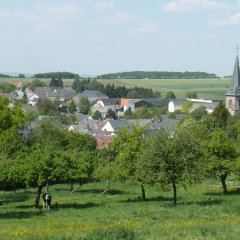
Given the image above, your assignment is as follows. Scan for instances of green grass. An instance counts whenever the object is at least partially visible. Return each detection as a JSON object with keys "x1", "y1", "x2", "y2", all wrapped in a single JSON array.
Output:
[
  {"x1": 98, "y1": 78, "x2": 231, "y2": 100},
  {"x1": 1, "y1": 181, "x2": 240, "y2": 239}
]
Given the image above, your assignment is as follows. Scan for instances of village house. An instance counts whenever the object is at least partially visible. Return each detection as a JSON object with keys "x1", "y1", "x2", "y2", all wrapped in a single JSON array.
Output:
[
  {"x1": 35, "y1": 87, "x2": 76, "y2": 102},
  {"x1": 9, "y1": 81, "x2": 23, "y2": 89},
  {"x1": 168, "y1": 99, "x2": 186, "y2": 112},
  {"x1": 168, "y1": 98, "x2": 219, "y2": 113},
  {"x1": 101, "y1": 119, "x2": 130, "y2": 134},
  {"x1": 78, "y1": 90, "x2": 109, "y2": 102},
  {"x1": 118, "y1": 99, "x2": 151, "y2": 112},
  {"x1": 91, "y1": 98, "x2": 119, "y2": 118}
]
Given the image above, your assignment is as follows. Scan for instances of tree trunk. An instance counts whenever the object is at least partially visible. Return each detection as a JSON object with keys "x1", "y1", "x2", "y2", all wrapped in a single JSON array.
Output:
[
  {"x1": 172, "y1": 181, "x2": 177, "y2": 205},
  {"x1": 12, "y1": 182, "x2": 16, "y2": 195},
  {"x1": 46, "y1": 181, "x2": 49, "y2": 192},
  {"x1": 102, "y1": 180, "x2": 110, "y2": 195},
  {"x1": 141, "y1": 184, "x2": 145, "y2": 201},
  {"x1": 35, "y1": 185, "x2": 43, "y2": 208},
  {"x1": 70, "y1": 181, "x2": 74, "y2": 192},
  {"x1": 220, "y1": 175, "x2": 228, "y2": 195}
]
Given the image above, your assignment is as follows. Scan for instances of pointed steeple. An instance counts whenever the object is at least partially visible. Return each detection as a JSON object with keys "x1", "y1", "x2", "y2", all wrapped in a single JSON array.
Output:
[{"x1": 226, "y1": 49, "x2": 240, "y2": 96}]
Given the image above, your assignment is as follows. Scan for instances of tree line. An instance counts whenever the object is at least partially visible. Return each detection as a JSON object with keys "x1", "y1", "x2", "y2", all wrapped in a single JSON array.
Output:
[
  {"x1": 97, "y1": 71, "x2": 217, "y2": 79},
  {"x1": 33, "y1": 72, "x2": 80, "y2": 79},
  {"x1": 72, "y1": 78, "x2": 160, "y2": 98},
  {"x1": 0, "y1": 96, "x2": 240, "y2": 207}
]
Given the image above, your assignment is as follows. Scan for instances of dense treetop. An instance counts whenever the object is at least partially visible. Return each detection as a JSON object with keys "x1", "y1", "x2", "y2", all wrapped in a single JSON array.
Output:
[
  {"x1": 72, "y1": 78, "x2": 158, "y2": 98},
  {"x1": 97, "y1": 71, "x2": 217, "y2": 79},
  {"x1": 33, "y1": 72, "x2": 80, "y2": 79}
]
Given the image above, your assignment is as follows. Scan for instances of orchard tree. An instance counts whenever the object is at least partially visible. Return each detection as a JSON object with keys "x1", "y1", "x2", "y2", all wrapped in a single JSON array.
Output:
[
  {"x1": 25, "y1": 120, "x2": 97, "y2": 207},
  {"x1": 137, "y1": 127, "x2": 205, "y2": 205},
  {"x1": 106, "y1": 126, "x2": 146, "y2": 199},
  {"x1": 0, "y1": 97, "x2": 26, "y2": 192},
  {"x1": 207, "y1": 129, "x2": 238, "y2": 194}
]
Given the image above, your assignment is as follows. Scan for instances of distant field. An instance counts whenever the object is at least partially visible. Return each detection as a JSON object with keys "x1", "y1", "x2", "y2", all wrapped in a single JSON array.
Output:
[
  {"x1": 98, "y1": 78, "x2": 231, "y2": 100},
  {"x1": 0, "y1": 77, "x2": 231, "y2": 99},
  {"x1": 1, "y1": 181, "x2": 240, "y2": 240}
]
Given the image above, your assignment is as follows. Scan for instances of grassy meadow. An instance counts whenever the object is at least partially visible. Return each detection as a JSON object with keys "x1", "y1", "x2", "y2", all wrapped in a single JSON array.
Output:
[
  {"x1": 1, "y1": 181, "x2": 240, "y2": 240},
  {"x1": 97, "y1": 78, "x2": 231, "y2": 100}
]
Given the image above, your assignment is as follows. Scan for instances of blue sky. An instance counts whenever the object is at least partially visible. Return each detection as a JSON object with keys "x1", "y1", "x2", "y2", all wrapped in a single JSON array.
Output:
[{"x1": 0, "y1": 0, "x2": 239, "y2": 76}]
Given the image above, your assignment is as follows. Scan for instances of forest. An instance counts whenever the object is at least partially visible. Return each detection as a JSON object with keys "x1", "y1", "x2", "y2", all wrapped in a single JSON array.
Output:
[{"x1": 97, "y1": 71, "x2": 218, "y2": 79}]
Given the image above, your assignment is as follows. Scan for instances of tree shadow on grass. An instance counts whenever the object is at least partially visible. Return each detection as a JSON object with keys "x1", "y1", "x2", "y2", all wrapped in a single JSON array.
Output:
[
  {"x1": 0, "y1": 211, "x2": 45, "y2": 219},
  {"x1": 178, "y1": 199, "x2": 223, "y2": 206},
  {"x1": 205, "y1": 188, "x2": 240, "y2": 196},
  {"x1": 119, "y1": 196, "x2": 222, "y2": 207},
  {"x1": 16, "y1": 202, "x2": 101, "y2": 210},
  {"x1": 55, "y1": 202, "x2": 101, "y2": 209},
  {"x1": 2, "y1": 191, "x2": 33, "y2": 203},
  {"x1": 119, "y1": 196, "x2": 173, "y2": 203},
  {"x1": 75, "y1": 189, "x2": 126, "y2": 195}
]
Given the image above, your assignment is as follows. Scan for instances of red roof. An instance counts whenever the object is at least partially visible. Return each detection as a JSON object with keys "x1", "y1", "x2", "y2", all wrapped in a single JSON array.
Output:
[
  {"x1": 94, "y1": 135, "x2": 113, "y2": 149},
  {"x1": 119, "y1": 99, "x2": 131, "y2": 109},
  {"x1": 9, "y1": 81, "x2": 23, "y2": 88}
]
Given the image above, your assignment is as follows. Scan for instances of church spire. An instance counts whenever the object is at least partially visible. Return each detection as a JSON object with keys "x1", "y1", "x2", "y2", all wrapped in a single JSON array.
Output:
[{"x1": 226, "y1": 48, "x2": 240, "y2": 96}]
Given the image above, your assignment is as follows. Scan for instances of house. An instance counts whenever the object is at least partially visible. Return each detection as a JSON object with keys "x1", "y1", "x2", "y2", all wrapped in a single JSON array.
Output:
[
  {"x1": 168, "y1": 99, "x2": 186, "y2": 112},
  {"x1": 91, "y1": 98, "x2": 119, "y2": 118},
  {"x1": 26, "y1": 92, "x2": 39, "y2": 105},
  {"x1": 226, "y1": 52, "x2": 240, "y2": 115},
  {"x1": 35, "y1": 87, "x2": 76, "y2": 102},
  {"x1": 191, "y1": 102, "x2": 219, "y2": 114},
  {"x1": 102, "y1": 119, "x2": 130, "y2": 134},
  {"x1": 9, "y1": 81, "x2": 23, "y2": 89},
  {"x1": 79, "y1": 90, "x2": 108, "y2": 102},
  {"x1": 0, "y1": 93, "x2": 16, "y2": 101},
  {"x1": 143, "y1": 98, "x2": 170, "y2": 106},
  {"x1": 119, "y1": 99, "x2": 151, "y2": 112}
]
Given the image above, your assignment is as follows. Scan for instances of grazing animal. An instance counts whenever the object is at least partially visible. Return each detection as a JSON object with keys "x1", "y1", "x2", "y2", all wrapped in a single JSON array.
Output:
[{"x1": 42, "y1": 193, "x2": 51, "y2": 209}]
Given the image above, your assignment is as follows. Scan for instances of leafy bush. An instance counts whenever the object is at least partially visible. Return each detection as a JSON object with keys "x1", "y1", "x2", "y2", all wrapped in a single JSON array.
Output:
[{"x1": 83, "y1": 227, "x2": 135, "y2": 240}]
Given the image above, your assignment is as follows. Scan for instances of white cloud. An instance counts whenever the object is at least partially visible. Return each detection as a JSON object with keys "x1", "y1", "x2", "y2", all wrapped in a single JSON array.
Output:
[
  {"x1": 95, "y1": 1, "x2": 114, "y2": 11},
  {"x1": 131, "y1": 22, "x2": 157, "y2": 35},
  {"x1": 163, "y1": 0, "x2": 230, "y2": 12},
  {"x1": 36, "y1": 3, "x2": 83, "y2": 16},
  {"x1": 208, "y1": 12, "x2": 240, "y2": 26},
  {"x1": 100, "y1": 11, "x2": 138, "y2": 26},
  {"x1": 0, "y1": 8, "x2": 33, "y2": 20}
]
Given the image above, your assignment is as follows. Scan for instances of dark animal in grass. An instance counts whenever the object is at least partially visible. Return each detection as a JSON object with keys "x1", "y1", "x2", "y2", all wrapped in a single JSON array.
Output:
[{"x1": 42, "y1": 193, "x2": 51, "y2": 209}]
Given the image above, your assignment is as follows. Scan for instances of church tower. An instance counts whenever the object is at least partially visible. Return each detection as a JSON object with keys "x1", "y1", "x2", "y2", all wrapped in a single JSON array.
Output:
[{"x1": 226, "y1": 50, "x2": 240, "y2": 115}]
